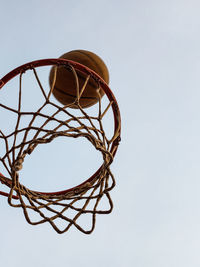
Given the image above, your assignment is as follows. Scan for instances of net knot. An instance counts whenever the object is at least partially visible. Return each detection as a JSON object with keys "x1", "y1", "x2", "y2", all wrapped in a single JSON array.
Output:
[{"x1": 12, "y1": 157, "x2": 24, "y2": 172}]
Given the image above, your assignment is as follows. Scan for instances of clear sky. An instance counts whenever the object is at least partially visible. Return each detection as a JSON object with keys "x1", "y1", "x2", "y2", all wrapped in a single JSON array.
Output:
[{"x1": 1, "y1": 0, "x2": 200, "y2": 266}]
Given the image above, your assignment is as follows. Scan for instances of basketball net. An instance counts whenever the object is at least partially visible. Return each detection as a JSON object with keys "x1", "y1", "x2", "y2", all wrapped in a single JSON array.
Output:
[{"x1": 0, "y1": 59, "x2": 121, "y2": 234}]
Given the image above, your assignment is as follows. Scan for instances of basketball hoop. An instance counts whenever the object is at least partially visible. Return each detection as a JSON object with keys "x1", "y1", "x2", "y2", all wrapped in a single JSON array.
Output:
[{"x1": 0, "y1": 58, "x2": 121, "y2": 234}]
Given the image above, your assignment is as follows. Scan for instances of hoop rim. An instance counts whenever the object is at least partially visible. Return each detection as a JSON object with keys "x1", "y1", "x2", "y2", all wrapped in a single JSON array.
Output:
[{"x1": 0, "y1": 58, "x2": 121, "y2": 198}]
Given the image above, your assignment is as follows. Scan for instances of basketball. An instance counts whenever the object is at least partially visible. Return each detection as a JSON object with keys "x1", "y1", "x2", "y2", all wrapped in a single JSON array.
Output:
[{"x1": 49, "y1": 50, "x2": 109, "y2": 108}]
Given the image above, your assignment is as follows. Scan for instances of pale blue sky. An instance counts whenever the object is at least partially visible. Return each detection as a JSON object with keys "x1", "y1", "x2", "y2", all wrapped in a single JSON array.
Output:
[{"x1": 1, "y1": 0, "x2": 200, "y2": 266}]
